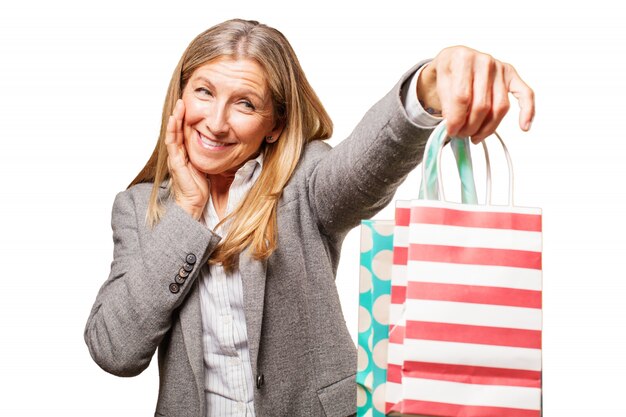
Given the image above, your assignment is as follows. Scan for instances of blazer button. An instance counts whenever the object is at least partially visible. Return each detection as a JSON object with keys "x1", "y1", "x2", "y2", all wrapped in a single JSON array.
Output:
[
  {"x1": 175, "y1": 275, "x2": 186, "y2": 285},
  {"x1": 186, "y1": 254, "x2": 197, "y2": 264},
  {"x1": 179, "y1": 268, "x2": 190, "y2": 278},
  {"x1": 182, "y1": 263, "x2": 193, "y2": 273},
  {"x1": 256, "y1": 373, "x2": 264, "y2": 389},
  {"x1": 169, "y1": 283, "x2": 180, "y2": 294}
]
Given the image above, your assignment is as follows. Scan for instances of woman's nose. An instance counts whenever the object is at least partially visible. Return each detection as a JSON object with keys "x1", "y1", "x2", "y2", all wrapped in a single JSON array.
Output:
[{"x1": 205, "y1": 103, "x2": 230, "y2": 136}]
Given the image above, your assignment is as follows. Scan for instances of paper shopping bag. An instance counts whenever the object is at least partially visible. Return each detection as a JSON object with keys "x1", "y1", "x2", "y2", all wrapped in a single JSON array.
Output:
[
  {"x1": 356, "y1": 219, "x2": 394, "y2": 417},
  {"x1": 400, "y1": 127, "x2": 543, "y2": 417},
  {"x1": 386, "y1": 128, "x2": 478, "y2": 415},
  {"x1": 385, "y1": 201, "x2": 410, "y2": 414}
]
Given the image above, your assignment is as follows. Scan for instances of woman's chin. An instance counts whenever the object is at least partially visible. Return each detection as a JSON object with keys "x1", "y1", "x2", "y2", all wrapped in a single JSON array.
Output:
[{"x1": 188, "y1": 155, "x2": 237, "y2": 177}]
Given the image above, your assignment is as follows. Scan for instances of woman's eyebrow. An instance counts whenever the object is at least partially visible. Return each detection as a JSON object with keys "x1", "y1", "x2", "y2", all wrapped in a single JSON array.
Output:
[
  {"x1": 193, "y1": 76, "x2": 265, "y2": 102},
  {"x1": 193, "y1": 76, "x2": 213, "y2": 86}
]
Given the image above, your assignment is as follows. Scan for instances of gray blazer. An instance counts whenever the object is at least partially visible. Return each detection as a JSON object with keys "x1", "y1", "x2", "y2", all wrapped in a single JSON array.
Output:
[{"x1": 84, "y1": 62, "x2": 430, "y2": 417}]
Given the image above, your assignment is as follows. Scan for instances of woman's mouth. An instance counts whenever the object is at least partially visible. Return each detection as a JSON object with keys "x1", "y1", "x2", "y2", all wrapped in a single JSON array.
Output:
[{"x1": 197, "y1": 131, "x2": 235, "y2": 151}]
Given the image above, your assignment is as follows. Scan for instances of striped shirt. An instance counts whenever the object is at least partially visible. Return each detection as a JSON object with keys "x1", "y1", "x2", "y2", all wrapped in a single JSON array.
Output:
[{"x1": 199, "y1": 154, "x2": 263, "y2": 417}]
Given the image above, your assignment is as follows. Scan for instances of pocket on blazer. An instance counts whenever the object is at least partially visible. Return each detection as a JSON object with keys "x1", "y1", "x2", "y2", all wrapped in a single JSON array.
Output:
[{"x1": 316, "y1": 373, "x2": 357, "y2": 417}]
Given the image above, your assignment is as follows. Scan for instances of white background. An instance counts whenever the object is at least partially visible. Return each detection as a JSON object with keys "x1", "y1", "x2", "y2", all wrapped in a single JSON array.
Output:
[{"x1": 1, "y1": 0, "x2": 624, "y2": 415}]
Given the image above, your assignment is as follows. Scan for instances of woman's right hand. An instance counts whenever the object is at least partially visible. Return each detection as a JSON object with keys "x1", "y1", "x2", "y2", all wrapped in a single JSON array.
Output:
[{"x1": 165, "y1": 99, "x2": 209, "y2": 221}]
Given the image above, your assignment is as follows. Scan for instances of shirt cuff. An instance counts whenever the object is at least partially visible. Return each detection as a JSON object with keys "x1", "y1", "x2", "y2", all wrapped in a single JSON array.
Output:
[{"x1": 401, "y1": 63, "x2": 443, "y2": 129}]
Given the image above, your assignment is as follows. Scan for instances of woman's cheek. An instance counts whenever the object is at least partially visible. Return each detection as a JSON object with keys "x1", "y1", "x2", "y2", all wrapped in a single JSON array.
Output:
[
  {"x1": 182, "y1": 99, "x2": 206, "y2": 149},
  {"x1": 183, "y1": 98, "x2": 207, "y2": 125},
  {"x1": 231, "y1": 113, "x2": 263, "y2": 138}
]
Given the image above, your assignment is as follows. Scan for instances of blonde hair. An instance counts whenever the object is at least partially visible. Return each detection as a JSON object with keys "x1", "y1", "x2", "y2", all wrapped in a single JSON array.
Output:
[{"x1": 129, "y1": 19, "x2": 333, "y2": 270}]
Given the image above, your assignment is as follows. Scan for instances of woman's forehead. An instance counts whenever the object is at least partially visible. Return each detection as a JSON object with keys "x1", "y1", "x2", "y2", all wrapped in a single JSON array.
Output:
[{"x1": 190, "y1": 57, "x2": 269, "y2": 93}]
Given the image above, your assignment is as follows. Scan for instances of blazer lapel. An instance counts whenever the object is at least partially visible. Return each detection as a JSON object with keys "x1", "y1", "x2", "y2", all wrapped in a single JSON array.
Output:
[
  {"x1": 239, "y1": 250, "x2": 267, "y2": 374},
  {"x1": 179, "y1": 280, "x2": 206, "y2": 417}
]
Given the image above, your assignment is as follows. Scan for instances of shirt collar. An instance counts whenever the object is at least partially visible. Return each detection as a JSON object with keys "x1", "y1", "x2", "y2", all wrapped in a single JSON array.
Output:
[{"x1": 234, "y1": 152, "x2": 264, "y2": 184}]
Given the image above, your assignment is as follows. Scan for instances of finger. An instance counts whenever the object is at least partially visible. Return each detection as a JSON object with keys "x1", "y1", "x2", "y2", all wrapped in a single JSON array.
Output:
[
  {"x1": 471, "y1": 63, "x2": 510, "y2": 143},
  {"x1": 176, "y1": 117, "x2": 184, "y2": 147},
  {"x1": 165, "y1": 115, "x2": 186, "y2": 171},
  {"x1": 462, "y1": 55, "x2": 495, "y2": 139},
  {"x1": 165, "y1": 100, "x2": 186, "y2": 163},
  {"x1": 437, "y1": 57, "x2": 472, "y2": 137},
  {"x1": 505, "y1": 64, "x2": 535, "y2": 131},
  {"x1": 165, "y1": 114, "x2": 176, "y2": 146},
  {"x1": 173, "y1": 98, "x2": 185, "y2": 119},
  {"x1": 167, "y1": 100, "x2": 197, "y2": 194},
  {"x1": 173, "y1": 99, "x2": 185, "y2": 146}
]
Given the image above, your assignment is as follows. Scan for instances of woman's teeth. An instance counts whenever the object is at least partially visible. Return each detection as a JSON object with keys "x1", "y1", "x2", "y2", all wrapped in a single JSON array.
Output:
[{"x1": 200, "y1": 133, "x2": 232, "y2": 148}]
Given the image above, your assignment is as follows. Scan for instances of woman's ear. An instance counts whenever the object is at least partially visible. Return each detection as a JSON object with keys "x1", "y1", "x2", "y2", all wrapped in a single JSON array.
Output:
[{"x1": 267, "y1": 122, "x2": 284, "y2": 143}]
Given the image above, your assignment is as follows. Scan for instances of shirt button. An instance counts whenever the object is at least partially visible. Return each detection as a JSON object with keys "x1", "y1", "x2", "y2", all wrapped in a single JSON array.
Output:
[
  {"x1": 223, "y1": 315, "x2": 232, "y2": 325},
  {"x1": 178, "y1": 267, "x2": 190, "y2": 278},
  {"x1": 230, "y1": 357, "x2": 240, "y2": 366},
  {"x1": 175, "y1": 274, "x2": 186, "y2": 285},
  {"x1": 182, "y1": 262, "x2": 193, "y2": 272},
  {"x1": 186, "y1": 253, "x2": 197, "y2": 264},
  {"x1": 169, "y1": 283, "x2": 180, "y2": 294}
]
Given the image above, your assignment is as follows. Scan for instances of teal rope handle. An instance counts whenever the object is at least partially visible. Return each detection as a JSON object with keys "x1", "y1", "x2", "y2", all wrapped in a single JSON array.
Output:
[{"x1": 419, "y1": 121, "x2": 478, "y2": 204}]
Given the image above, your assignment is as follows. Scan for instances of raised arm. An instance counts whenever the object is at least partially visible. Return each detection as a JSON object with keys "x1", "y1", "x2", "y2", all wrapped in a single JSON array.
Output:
[
  {"x1": 308, "y1": 47, "x2": 534, "y2": 237},
  {"x1": 307, "y1": 61, "x2": 432, "y2": 237}
]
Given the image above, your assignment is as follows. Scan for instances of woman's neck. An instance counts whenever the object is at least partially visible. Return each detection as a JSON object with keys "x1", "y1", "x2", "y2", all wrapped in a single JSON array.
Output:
[{"x1": 208, "y1": 172, "x2": 236, "y2": 221}]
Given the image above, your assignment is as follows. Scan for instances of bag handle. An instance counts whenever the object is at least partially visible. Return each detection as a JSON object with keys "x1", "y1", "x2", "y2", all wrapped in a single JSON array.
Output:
[
  {"x1": 431, "y1": 127, "x2": 515, "y2": 206},
  {"x1": 419, "y1": 121, "x2": 479, "y2": 204}
]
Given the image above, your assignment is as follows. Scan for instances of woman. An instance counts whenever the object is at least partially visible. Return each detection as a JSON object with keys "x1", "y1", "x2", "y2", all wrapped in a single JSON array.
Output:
[{"x1": 84, "y1": 19, "x2": 534, "y2": 417}]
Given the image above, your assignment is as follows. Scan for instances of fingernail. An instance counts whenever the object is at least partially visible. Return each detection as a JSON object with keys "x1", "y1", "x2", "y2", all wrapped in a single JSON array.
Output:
[{"x1": 525, "y1": 118, "x2": 533, "y2": 131}]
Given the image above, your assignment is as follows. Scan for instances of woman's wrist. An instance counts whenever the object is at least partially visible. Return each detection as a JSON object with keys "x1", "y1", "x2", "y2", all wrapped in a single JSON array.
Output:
[
  {"x1": 176, "y1": 200, "x2": 204, "y2": 221},
  {"x1": 416, "y1": 64, "x2": 442, "y2": 117}
]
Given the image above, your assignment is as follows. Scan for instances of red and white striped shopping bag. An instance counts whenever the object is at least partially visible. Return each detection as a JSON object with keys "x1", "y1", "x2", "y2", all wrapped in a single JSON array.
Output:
[
  {"x1": 385, "y1": 201, "x2": 411, "y2": 412},
  {"x1": 386, "y1": 125, "x2": 481, "y2": 416},
  {"x1": 398, "y1": 132, "x2": 543, "y2": 417}
]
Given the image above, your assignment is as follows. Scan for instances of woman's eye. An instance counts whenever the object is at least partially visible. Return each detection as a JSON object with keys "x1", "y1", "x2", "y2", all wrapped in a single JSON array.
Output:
[
  {"x1": 195, "y1": 87, "x2": 212, "y2": 96},
  {"x1": 240, "y1": 101, "x2": 255, "y2": 110}
]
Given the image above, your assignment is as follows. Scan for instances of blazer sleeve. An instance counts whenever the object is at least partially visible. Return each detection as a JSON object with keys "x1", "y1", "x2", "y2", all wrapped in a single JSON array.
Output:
[
  {"x1": 307, "y1": 61, "x2": 435, "y2": 236},
  {"x1": 84, "y1": 189, "x2": 220, "y2": 377}
]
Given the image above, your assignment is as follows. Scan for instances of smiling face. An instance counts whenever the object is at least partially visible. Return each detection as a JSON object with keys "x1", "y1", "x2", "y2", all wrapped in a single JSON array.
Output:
[{"x1": 181, "y1": 57, "x2": 283, "y2": 178}]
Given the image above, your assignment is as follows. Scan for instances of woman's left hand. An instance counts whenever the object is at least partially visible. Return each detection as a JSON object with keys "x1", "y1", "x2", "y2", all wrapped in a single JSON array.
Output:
[{"x1": 417, "y1": 46, "x2": 535, "y2": 144}]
